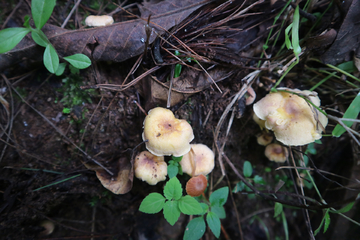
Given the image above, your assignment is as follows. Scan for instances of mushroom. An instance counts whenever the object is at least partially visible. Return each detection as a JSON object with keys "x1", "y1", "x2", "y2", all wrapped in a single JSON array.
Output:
[
  {"x1": 246, "y1": 86, "x2": 256, "y2": 105},
  {"x1": 253, "y1": 88, "x2": 328, "y2": 146},
  {"x1": 134, "y1": 151, "x2": 167, "y2": 185},
  {"x1": 39, "y1": 220, "x2": 55, "y2": 236},
  {"x1": 253, "y1": 111, "x2": 266, "y2": 130},
  {"x1": 142, "y1": 107, "x2": 194, "y2": 157},
  {"x1": 257, "y1": 132, "x2": 273, "y2": 146},
  {"x1": 264, "y1": 143, "x2": 288, "y2": 162},
  {"x1": 180, "y1": 144, "x2": 215, "y2": 177},
  {"x1": 85, "y1": 15, "x2": 114, "y2": 27},
  {"x1": 186, "y1": 174, "x2": 208, "y2": 197}
]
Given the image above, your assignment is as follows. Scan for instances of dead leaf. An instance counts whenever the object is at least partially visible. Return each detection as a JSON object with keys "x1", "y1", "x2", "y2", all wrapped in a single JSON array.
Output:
[
  {"x1": 320, "y1": 0, "x2": 360, "y2": 65},
  {"x1": 0, "y1": 0, "x2": 210, "y2": 71},
  {"x1": 138, "y1": 66, "x2": 233, "y2": 108}
]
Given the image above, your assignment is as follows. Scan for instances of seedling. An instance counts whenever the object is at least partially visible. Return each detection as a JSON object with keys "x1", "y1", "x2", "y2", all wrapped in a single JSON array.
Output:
[{"x1": 0, "y1": 0, "x2": 91, "y2": 74}]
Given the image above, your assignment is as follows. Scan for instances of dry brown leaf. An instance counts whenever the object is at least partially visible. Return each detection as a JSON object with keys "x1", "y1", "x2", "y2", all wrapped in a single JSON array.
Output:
[{"x1": 0, "y1": 0, "x2": 210, "y2": 71}]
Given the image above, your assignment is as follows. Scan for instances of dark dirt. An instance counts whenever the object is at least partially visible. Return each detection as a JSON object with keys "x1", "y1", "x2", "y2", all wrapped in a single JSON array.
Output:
[{"x1": 1, "y1": 0, "x2": 360, "y2": 240}]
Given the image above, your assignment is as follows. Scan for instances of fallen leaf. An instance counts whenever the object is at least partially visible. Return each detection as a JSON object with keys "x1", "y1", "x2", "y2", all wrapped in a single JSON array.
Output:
[{"x1": 0, "y1": 0, "x2": 210, "y2": 71}]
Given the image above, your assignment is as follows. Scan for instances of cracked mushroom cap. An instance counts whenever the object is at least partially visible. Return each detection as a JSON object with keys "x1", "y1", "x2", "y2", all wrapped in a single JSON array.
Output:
[
  {"x1": 134, "y1": 151, "x2": 167, "y2": 185},
  {"x1": 180, "y1": 144, "x2": 215, "y2": 177},
  {"x1": 265, "y1": 143, "x2": 288, "y2": 163},
  {"x1": 142, "y1": 107, "x2": 194, "y2": 157},
  {"x1": 253, "y1": 88, "x2": 328, "y2": 146}
]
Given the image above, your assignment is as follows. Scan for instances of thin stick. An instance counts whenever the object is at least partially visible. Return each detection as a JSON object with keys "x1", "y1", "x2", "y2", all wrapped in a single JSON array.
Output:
[{"x1": 61, "y1": 0, "x2": 82, "y2": 28}]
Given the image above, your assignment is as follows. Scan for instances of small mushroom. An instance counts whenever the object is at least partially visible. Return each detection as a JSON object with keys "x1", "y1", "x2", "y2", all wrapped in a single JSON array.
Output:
[
  {"x1": 186, "y1": 174, "x2": 208, "y2": 197},
  {"x1": 253, "y1": 88, "x2": 328, "y2": 146},
  {"x1": 257, "y1": 132, "x2": 273, "y2": 146},
  {"x1": 85, "y1": 15, "x2": 114, "y2": 27},
  {"x1": 180, "y1": 144, "x2": 215, "y2": 177},
  {"x1": 264, "y1": 143, "x2": 288, "y2": 163},
  {"x1": 142, "y1": 107, "x2": 194, "y2": 157},
  {"x1": 246, "y1": 86, "x2": 256, "y2": 105},
  {"x1": 39, "y1": 220, "x2": 55, "y2": 236},
  {"x1": 134, "y1": 151, "x2": 167, "y2": 185}
]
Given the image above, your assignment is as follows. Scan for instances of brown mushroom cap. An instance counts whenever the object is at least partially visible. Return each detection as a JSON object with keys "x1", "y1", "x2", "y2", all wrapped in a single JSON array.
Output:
[
  {"x1": 134, "y1": 151, "x2": 167, "y2": 185},
  {"x1": 264, "y1": 143, "x2": 288, "y2": 162},
  {"x1": 180, "y1": 144, "x2": 215, "y2": 177},
  {"x1": 253, "y1": 88, "x2": 328, "y2": 146},
  {"x1": 257, "y1": 132, "x2": 273, "y2": 146},
  {"x1": 142, "y1": 107, "x2": 194, "y2": 157},
  {"x1": 186, "y1": 174, "x2": 208, "y2": 197}
]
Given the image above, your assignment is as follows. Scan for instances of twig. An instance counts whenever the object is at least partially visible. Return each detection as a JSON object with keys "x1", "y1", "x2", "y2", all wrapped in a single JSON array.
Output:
[{"x1": 61, "y1": 0, "x2": 82, "y2": 28}]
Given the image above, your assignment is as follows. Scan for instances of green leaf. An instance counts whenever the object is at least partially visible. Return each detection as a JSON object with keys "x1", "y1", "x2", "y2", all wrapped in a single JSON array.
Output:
[
  {"x1": 43, "y1": 44, "x2": 59, "y2": 73},
  {"x1": 332, "y1": 92, "x2": 360, "y2": 137},
  {"x1": 164, "y1": 177, "x2": 182, "y2": 200},
  {"x1": 243, "y1": 161, "x2": 253, "y2": 178},
  {"x1": 139, "y1": 193, "x2": 165, "y2": 214},
  {"x1": 200, "y1": 203, "x2": 209, "y2": 215},
  {"x1": 62, "y1": 107, "x2": 71, "y2": 114},
  {"x1": 207, "y1": 212, "x2": 221, "y2": 238},
  {"x1": 274, "y1": 202, "x2": 283, "y2": 218},
  {"x1": 330, "y1": 202, "x2": 355, "y2": 214},
  {"x1": 291, "y1": 6, "x2": 301, "y2": 60},
  {"x1": 324, "y1": 211, "x2": 330, "y2": 233},
  {"x1": 64, "y1": 54, "x2": 91, "y2": 69},
  {"x1": 31, "y1": 29, "x2": 49, "y2": 47},
  {"x1": 209, "y1": 186, "x2": 229, "y2": 207},
  {"x1": 167, "y1": 163, "x2": 178, "y2": 179},
  {"x1": 172, "y1": 155, "x2": 183, "y2": 163},
  {"x1": 178, "y1": 195, "x2": 203, "y2": 215},
  {"x1": 32, "y1": 0, "x2": 56, "y2": 29},
  {"x1": 183, "y1": 217, "x2": 206, "y2": 240},
  {"x1": 0, "y1": 28, "x2": 30, "y2": 53},
  {"x1": 23, "y1": 15, "x2": 31, "y2": 28},
  {"x1": 253, "y1": 175, "x2": 265, "y2": 184},
  {"x1": 55, "y1": 63, "x2": 66, "y2": 76},
  {"x1": 163, "y1": 200, "x2": 181, "y2": 226},
  {"x1": 211, "y1": 206, "x2": 226, "y2": 219}
]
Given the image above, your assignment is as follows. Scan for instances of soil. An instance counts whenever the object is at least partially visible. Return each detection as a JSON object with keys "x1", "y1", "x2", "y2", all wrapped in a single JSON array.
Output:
[{"x1": 1, "y1": 0, "x2": 360, "y2": 240}]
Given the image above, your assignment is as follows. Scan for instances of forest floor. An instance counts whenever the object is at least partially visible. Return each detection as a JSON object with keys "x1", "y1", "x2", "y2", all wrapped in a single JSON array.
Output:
[{"x1": 0, "y1": 0, "x2": 360, "y2": 239}]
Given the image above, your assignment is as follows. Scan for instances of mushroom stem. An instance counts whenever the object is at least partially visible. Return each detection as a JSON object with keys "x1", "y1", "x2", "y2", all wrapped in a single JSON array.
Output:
[{"x1": 189, "y1": 147, "x2": 196, "y2": 177}]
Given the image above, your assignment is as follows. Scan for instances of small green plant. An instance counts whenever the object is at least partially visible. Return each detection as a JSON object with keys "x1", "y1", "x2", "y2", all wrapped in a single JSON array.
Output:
[
  {"x1": 0, "y1": 0, "x2": 91, "y2": 74},
  {"x1": 167, "y1": 156, "x2": 183, "y2": 178},
  {"x1": 233, "y1": 161, "x2": 265, "y2": 199},
  {"x1": 284, "y1": 5, "x2": 301, "y2": 62},
  {"x1": 140, "y1": 160, "x2": 229, "y2": 239}
]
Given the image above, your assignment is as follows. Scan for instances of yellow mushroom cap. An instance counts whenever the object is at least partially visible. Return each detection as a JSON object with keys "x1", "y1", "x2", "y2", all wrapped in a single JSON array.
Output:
[
  {"x1": 180, "y1": 144, "x2": 215, "y2": 177},
  {"x1": 253, "y1": 88, "x2": 328, "y2": 146},
  {"x1": 142, "y1": 107, "x2": 194, "y2": 157},
  {"x1": 264, "y1": 143, "x2": 288, "y2": 162},
  {"x1": 134, "y1": 151, "x2": 167, "y2": 185},
  {"x1": 85, "y1": 15, "x2": 114, "y2": 27}
]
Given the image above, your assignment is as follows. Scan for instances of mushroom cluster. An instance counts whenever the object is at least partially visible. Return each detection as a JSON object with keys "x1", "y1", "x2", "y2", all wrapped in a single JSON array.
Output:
[
  {"x1": 134, "y1": 107, "x2": 215, "y2": 191},
  {"x1": 253, "y1": 88, "x2": 328, "y2": 146}
]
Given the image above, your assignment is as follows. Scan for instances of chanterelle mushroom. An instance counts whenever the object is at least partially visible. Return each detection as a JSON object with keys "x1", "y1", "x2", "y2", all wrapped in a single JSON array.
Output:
[
  {"x1": 142, "y1": 107, "x2": 194, "y2": 157},
  {"x1": 253, "y1": 88, "x2": 328, "y2": 146}
]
